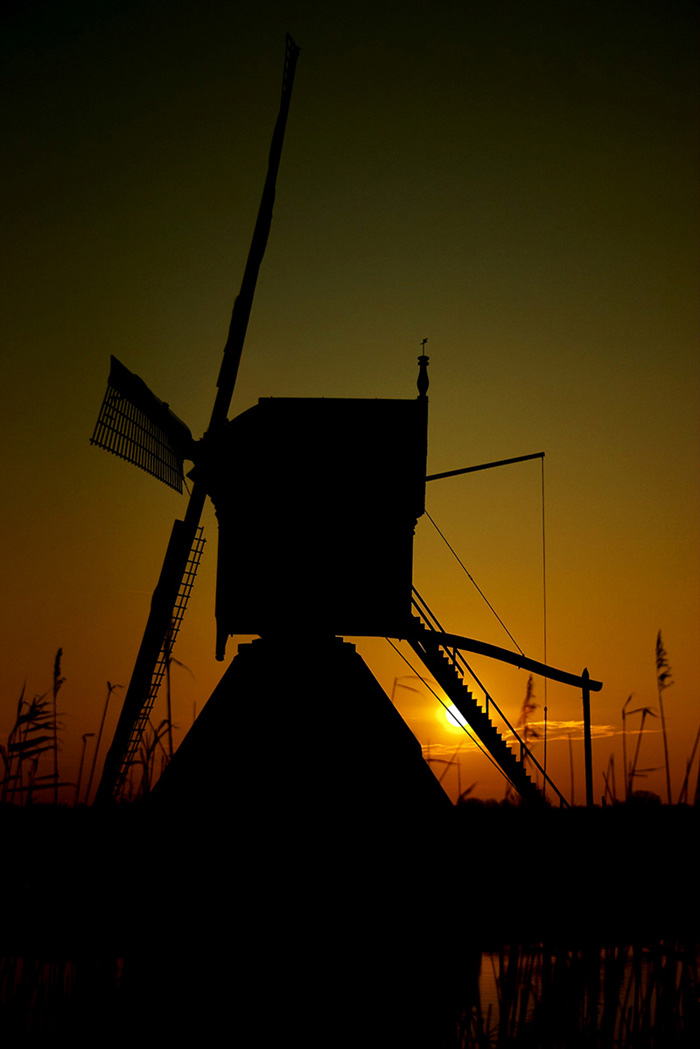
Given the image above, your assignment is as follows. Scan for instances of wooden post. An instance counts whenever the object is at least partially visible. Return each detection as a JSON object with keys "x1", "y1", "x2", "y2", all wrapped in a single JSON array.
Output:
[{"x1": 582, "y1": 668, "x2": 594, "y2": 808}]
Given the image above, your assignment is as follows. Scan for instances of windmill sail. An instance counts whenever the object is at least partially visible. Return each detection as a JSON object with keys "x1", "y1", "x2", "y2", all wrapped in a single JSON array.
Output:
[
  {"x1": 91, "y1": 356, "x2": 194, "y2": 492},
  {"x1": 95, "y1": 35, "x2": 300, "y2": 804},
  {"x1": 114, "y1": 524, "x2": 206, "y2": 798}
]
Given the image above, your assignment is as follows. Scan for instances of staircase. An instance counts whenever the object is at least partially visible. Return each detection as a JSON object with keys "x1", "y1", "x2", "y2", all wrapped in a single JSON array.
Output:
[{"x1": 407, "y1": 591, "x2": 566, "y2": 805}]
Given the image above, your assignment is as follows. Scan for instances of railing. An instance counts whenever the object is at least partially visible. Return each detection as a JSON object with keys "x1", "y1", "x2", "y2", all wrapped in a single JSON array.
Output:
[{"x1": 411, "y1": 587, "x2": 569, "y2": 807}]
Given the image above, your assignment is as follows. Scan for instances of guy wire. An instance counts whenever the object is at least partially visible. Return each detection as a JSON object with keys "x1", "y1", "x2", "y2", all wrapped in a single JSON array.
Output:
[{"x1": 425, "y1": 510, "x2": 524, "y2": 656}]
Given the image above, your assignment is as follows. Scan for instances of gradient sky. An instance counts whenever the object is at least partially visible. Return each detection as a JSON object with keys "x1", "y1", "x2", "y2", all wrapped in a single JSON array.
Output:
[{"x1": 2, "y1": 0, "x2": 698, "y2": 804}]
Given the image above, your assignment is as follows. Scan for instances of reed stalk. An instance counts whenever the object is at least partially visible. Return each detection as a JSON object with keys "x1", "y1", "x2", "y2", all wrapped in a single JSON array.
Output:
[
  {"x1": 622, "y1": 694, "x2": 633, "y2": 800},
  {"x1": 655, "y1": 631, "x2": 673, "y2": 805},
  {"x1": 85, "y1": 681, "x2": 122, "y2": 805},
  {"x1": 678, "y1": 720, "x2": 700, "y2": 804},
  {"x1": 51, "y1": 649, "x2": 65, "y2": 805},
  {"x1": 628, "y1": 705, "x2": 657, "y2": 796},
  {"x1": 74, "y1": 733, "x2": 94, "y2": 807}
]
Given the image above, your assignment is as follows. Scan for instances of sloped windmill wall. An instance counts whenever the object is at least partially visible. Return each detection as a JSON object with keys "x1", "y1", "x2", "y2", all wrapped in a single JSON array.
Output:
[
  {"x1": 147, "y1": 637, "x2": 455, "y2": 1045},
  {"x1": 204, "y1": 397, "x2": 427, "y2": 648},
  {"x1": 151, "y1": 635, "x2": 451, "y2": 827}
]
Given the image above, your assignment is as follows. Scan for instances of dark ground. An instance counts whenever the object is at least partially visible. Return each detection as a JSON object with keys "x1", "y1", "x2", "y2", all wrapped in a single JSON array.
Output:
[{"x1": 0, "y1": 800, "x2": 698, "y2": 1045}]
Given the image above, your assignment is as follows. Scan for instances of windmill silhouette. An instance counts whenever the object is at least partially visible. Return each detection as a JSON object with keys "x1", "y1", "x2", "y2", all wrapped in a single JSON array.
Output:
[
  {"x1": 82, "y1": 39, "x2": 613, "y2": 1048},
  {"x1": 90, "y1": 35, "x2": 601, "y2": 814}
]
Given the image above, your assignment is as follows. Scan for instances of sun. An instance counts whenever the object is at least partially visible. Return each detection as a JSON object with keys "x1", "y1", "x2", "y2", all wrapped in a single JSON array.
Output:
[{"x1": 445, "y1": 704, "x2": 469, "y2": 730}]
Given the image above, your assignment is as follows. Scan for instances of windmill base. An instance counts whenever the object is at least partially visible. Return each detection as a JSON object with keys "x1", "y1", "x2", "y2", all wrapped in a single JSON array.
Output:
[{"x1": 139, "y1": 637, "x2": 460, "y2": 1046}]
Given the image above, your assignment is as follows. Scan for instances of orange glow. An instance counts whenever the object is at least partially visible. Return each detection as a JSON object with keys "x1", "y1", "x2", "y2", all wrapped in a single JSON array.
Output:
[{"x1": 1, "y1": 4, "x2": 698, "y2": 808}]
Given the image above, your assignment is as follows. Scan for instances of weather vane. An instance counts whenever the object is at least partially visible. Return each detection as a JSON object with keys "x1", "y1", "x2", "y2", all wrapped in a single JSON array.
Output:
[{"x1": 417, "y1": 338, "x2": 429, "y2": 398}]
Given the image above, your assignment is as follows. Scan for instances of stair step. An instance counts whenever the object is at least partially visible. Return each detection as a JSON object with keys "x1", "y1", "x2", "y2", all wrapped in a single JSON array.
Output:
[{"x1": 408, "y1": 633, "x2": 546, "y2": 804}]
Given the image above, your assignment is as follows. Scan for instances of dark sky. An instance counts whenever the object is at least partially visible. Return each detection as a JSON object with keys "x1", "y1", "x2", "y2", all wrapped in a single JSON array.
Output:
[{"x1": 2, "y1": 0, "x2": 698, "y2": 802}]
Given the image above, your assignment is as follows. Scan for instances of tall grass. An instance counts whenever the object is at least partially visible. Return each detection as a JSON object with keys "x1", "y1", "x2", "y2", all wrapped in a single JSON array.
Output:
[
  {"x1": 83, "y1": 680, "x2": 121, "y2": 806},
  {"x1": 0, "y1": 652, "x2": 66, "y2": 805},
  {"x1": 655, "y1": 631, "x2": 674, "y2": 805},
  {"x1": 459, "y1": 940, "x2": 700, "y2": 1048}
]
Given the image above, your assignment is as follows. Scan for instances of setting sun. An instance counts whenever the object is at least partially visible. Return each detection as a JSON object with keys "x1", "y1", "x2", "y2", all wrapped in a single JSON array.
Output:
[{"x1": 445, "y1": 704, "x2": 469, "y2": 731}]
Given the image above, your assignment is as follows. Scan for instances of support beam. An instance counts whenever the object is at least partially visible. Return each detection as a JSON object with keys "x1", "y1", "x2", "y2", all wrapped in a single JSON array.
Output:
[
  {"x1": 426, "y1": 451, "x2": 544, "y2": 482},
  {"x1": 410, "y1": 626, "x2": 602, "y2": 692}
]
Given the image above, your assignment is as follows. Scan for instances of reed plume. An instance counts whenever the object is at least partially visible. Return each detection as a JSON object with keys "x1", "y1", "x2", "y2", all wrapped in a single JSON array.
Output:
[
  {"x1": 655, "y1": 631, "x2": 673, "y2": 804},
  {"x1": 517, "y1": 676, "x2": 539, "y2": 752}
]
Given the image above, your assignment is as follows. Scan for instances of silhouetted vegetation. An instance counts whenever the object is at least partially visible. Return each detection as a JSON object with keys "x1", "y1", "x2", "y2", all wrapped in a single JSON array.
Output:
[
  {"x1": 459, "y1": 939, "x2": 699, "y2": 1048},
  {"x1": 0, "y1": 651, "x2": 68, "y2": 805}
]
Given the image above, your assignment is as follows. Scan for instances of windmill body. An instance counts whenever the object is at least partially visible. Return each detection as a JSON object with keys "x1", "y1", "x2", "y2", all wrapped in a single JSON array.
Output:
[{"x1": 196, "y1": 394, "x2": 428, "y2": 655}]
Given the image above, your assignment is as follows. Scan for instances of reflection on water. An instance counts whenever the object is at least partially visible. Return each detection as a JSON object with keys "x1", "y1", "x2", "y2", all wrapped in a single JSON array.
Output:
[{"x1": 463, "y1": 941, "x2": 699, "y2": 1048}]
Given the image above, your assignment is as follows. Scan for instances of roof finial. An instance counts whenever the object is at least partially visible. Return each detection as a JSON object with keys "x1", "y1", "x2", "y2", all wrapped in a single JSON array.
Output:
[{"x1": 417, "y1": 339, "x2": 429, "y2": 398}]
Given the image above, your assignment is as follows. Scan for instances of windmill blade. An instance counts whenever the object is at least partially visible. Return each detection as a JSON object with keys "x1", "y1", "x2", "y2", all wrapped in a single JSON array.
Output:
[
  {"x1": 212, "y1": 33, "x2": 301, "y2": 425},
  {"x1": 95, "y1": 35, "x2": 300, "y2": 804},
  {"x1": 91, "y1": 356, "x2": 195, "y2": 492},
  {"x1": 112, "y1": 525, "x2": 206, "y2": 799}
]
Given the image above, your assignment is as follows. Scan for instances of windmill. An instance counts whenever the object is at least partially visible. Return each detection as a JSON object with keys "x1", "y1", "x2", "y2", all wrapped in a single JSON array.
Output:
[{"x1": 91, "y1": 35, "x2": 602, "y2": 814}]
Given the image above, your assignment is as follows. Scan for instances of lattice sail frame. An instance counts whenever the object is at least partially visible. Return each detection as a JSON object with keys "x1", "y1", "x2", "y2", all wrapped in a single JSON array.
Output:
[
  {"x1": 90, "y1": 356, "x2": 194, "y2": 492},
  {"x1": 115, "y1": 525, "x2": 206, "y2": 800}
]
